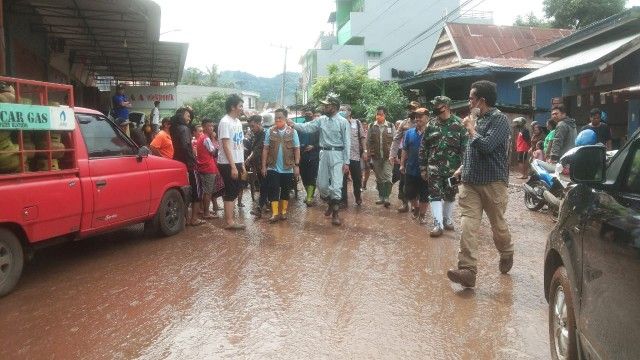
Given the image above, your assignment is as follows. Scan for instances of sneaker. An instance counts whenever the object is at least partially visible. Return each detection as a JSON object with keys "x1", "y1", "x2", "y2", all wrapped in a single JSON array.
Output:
[
  {"x1": 499, "y1": 255, "x2": 513, "y2": 274},
  {"x1": 411, "y1": 208, "x2": 420, "y2": 219},
  {"x1": 355, "y1": 198, "x2": 362, "y2": 206},
  {"x1": 383, "y1": 201, "x2": 391, "y2": 208},
  {"x1": 375, "y1": 199, "x2": 385, "y2": 205},
  {"x1": 397, "y1": 203, "x2": 410, "y2": 213},
  {"x1": 443, "y1": 218, "x2": 455, "y2": 231},
  {"x1": 430, "y1": 220, "x2": 443, "y2": 237},
  {"x1": 268, "y1": 214, "x2": 280, "y2": 223},
  {"x1": 419, "y1": 214, "x2": 429, "y2": 225},
  {"x1": 446, "y1": 268, "x2": 476, "y2": 288}
]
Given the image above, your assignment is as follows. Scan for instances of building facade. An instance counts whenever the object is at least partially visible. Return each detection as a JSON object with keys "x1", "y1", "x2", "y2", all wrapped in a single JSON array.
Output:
[
  {"x1": 517, "y1": 7, "x2": 640, "y2": 147},
  {"x1": 299, "y1": 0, "x2": 492, "y2": 103}
]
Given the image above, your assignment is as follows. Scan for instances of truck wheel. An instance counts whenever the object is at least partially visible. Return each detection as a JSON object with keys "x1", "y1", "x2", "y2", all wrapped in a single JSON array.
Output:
[
  {"x1": 147, "y1": 189, "x2": 185, "y2": 237},
  {"x1": 549, "y1": 266, "x2": 578, "y2": 360},
  {"x1": 0, "y1": 229, "x2": 24, "y2": 298}
]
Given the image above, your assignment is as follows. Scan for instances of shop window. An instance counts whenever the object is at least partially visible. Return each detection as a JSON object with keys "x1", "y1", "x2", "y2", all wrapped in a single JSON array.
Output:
[{"x1": 77, "y1": 114, "x2": 136, "y2": 158}]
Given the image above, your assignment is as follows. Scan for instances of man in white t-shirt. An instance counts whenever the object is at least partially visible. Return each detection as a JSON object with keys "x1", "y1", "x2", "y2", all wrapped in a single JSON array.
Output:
[
  {"x1": 151, "y1": 100, "x2": 160, "y2": 134},
  {"x1": 218, "y1": 94, "x2": 246, "y2": 230}
]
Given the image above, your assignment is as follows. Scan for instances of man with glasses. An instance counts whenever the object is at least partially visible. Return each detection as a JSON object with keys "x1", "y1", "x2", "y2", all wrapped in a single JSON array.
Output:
[{"x1": 446, "y1": 81, "x2": 513, "y2": 288}]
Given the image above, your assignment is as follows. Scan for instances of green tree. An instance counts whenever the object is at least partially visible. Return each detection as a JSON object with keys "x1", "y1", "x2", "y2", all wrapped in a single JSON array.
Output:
[
  {"x1": 180, "y1": 67, "x2": 205, "y2": 85},
  {"x1": 204, "y1": 64, "x2": 219, "y2": 87},
  {"x1": 543, "y1": 0, "x2": 625, "y2": 29},
  {"x1": 514, "y1": 12, "x2": 551, "y2": 27},
  {"x1": 188, "y1": 91, "x2": 227, "y2": 124},
  {"x1": 311, "y1": 61, "x2": 407, "y2": 122}
]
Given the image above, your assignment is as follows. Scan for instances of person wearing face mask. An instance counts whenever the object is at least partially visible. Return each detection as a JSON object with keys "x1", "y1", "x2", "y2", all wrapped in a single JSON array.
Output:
[
  {"x1": 261, "y1": 108, "x2": 300, "y2": 223},
  {"x1": 419, "y1": 96, "x2": 467, "y2": 237},
  {"x1": 298, "y1": 109, "x2": 321, "y2": 206},
  {"x1": 367, "y1": 106, "x2": 395, "y2": 207},
  {"x1": 446, "y1": 81, "x2": 513, "y2": 288},
  {"x1": 340, "y1": 104, "x2": 366, "y2": 207},
  {"x1": 287, "y1": 96, "x2": 350, "y2": 226},
  {"x1": 400, "y1": 108, "x2": 430, "y2": 224},
  {"x1": 390, "y1": 101, "x2": 421, "y2": 213}
]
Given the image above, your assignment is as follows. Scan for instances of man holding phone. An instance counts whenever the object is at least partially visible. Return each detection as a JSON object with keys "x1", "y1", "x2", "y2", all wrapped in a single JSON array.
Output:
[
  {"x1": 447, "y1": 81, "x2": 513, "y2": 288},
  {"x1": 418, "y1": 96, "x2": 467, "y2": 237}
]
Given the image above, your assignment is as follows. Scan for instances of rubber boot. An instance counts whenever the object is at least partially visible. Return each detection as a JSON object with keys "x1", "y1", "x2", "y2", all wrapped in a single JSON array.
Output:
[
  {"x1": 280, "y1": 200, "x2": 289, "y2": 220},
  {"x1": 305, "y1": 185, "x2": 315, "y2": 206},
  {"x1": 375, "y1": 182, "x2": 384, "y2": 204},
  {"x1": 269, "y1": 201, "x2": 280, "y2": 223},
  {"x1": 443, "y1": 201, "x2": 455, "y2": 230},
  {"x1": 383, "y1": 182, "x2": 392, "y2": 208},
  {"x1": 331, "y1": 201, "x2": 341, "y2": 226}
]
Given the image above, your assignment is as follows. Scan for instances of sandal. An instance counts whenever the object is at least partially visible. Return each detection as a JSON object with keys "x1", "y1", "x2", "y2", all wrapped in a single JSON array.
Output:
[
  {"x1": 224, "y1": 223, "x2": 246, "y2": 230},
  {"x1": 188, "y1": 219, "x2": 206, "y2": 226}
]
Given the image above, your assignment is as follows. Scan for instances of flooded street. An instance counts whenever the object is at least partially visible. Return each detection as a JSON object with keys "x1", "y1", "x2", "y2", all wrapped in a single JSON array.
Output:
[{"x1": 0, "y1": 175, "x2": 553, "y2": 359}]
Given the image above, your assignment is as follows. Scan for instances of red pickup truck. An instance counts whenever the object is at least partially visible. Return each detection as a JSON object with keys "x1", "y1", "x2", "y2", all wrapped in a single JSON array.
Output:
[{"x1": 0, "y1": 77, "x2": 190, "y2": 297}]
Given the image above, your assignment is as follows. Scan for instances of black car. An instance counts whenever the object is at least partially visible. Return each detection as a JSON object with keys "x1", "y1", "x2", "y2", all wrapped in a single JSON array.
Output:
[{"x1": 544, "y1": 141, "x2": 640, "y2": 360}]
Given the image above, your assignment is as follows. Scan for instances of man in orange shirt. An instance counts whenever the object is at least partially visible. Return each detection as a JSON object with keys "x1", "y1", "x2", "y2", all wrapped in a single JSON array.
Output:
[{"x1": 150, "y1": 117, "x2": 174, "y2": 159}]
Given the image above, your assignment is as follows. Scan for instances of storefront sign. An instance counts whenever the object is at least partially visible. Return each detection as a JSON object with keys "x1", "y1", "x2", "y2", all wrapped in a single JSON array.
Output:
[
  {"x1": 0, "y1": 103, "x2": 75, "y2": 130},
  {"x1": 111, "y1": 86, "x2": 178, "y2": 111}
]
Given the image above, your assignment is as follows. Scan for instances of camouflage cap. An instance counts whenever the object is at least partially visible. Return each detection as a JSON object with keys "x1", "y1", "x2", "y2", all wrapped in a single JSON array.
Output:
[
  {"x1": 431, "y1": 96, "x2": 451, "y2": 107},
  {"x1": 319, "y1": 95, "x2": 340, "y2": 107}
]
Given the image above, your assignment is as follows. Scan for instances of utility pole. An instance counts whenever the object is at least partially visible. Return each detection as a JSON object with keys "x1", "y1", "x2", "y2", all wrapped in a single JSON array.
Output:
[{"x1": 271, "y1": 43, "x2": 289, "y2": 107}]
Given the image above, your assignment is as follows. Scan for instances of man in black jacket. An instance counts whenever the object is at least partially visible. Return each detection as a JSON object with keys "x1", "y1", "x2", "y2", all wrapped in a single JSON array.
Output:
[{"x1": 170, "y1": 107, "x2": 204, "y2": 226}]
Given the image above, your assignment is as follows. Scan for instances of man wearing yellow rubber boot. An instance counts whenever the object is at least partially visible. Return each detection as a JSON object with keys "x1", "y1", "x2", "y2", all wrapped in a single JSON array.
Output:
[{"x1": 261, "y1": 108, "x2": 301, "y2": 222}]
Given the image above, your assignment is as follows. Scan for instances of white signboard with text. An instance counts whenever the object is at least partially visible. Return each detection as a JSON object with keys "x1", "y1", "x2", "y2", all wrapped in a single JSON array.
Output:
[{"x1": 111, "y1": 86, "x2": 178, "y2": 111}]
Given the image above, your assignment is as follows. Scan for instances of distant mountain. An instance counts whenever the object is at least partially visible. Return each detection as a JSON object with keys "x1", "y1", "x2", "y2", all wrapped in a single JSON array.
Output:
[{"x1": 218, "y1": 71, "x2": 300, "y2": 106}]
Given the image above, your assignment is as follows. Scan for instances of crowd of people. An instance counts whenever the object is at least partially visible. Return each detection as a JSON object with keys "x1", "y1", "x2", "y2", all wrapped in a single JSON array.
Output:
[
  {"x1": 114, "y1": 79, "x2": 614, "y2": 288},
  {"x1": 512, "y1": 103, "x2": 612, "y2": 179}
]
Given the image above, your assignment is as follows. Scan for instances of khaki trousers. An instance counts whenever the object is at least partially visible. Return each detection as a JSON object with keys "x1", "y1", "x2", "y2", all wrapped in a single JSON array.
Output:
[{"x1": 458, "y1": 181, "x2": 513, "y2": 272}]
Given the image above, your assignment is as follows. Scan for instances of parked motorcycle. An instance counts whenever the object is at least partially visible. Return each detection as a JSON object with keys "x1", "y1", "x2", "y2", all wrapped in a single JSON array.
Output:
[{"x1": 523, "y1": 159, "x2": 566, "y2": 212}]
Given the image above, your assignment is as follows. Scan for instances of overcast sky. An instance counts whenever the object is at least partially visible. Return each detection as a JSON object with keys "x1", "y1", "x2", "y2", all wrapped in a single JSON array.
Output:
[{"x1": 156, "y1": 0, "x2": 640, "y2": 78}]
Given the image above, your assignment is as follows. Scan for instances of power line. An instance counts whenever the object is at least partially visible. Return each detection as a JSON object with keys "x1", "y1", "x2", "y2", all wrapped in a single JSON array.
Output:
[{"x1": 369, "y1": 0, "x2": 486, "y2": 71}]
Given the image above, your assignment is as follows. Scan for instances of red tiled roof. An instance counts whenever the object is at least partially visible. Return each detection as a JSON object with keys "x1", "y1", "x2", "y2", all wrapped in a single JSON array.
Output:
[{"x1": 447, "y1": 23, "x2": 573, "y2": 60}]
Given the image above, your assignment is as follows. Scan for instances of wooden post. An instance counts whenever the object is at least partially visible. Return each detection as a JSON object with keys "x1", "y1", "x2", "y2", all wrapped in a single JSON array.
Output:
[{"x1": 0, "y1": 0, "x2": 6, "y2": 75}]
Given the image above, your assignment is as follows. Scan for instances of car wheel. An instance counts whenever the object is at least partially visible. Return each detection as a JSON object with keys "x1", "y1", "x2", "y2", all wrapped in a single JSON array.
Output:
[
  {"x1": 549, "y1": 266, "x2": 578, "y2": 360},
  {"x1": 524, "y1": 181, "x2": 546, "y2": 211},
  {"x1": 147, "y1": 189, "x2": 185, "y2": 237},
  {"x1": 0, "y1": 229, "x2": 24, "y2": 298}
]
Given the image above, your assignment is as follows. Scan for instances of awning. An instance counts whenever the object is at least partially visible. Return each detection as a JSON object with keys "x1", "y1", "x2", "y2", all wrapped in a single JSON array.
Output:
[
  {"x1": 7, "y1": 0, "x2": 188, "y2": 84},
  {"x1": 516, "y1": 34, "x2": 640, "y2": 86},
  {"x1": 400, "y1": 66, "x2": 530, "y2": 88}
]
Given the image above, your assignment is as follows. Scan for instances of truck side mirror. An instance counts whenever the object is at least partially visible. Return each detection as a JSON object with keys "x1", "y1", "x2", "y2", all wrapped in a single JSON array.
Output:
[
  {"x1": 137, "y1": 146, "x2": 150, "y2": 161},
  {"x1": 569, "y1": 145, "x2": 606, "y2": 184}
]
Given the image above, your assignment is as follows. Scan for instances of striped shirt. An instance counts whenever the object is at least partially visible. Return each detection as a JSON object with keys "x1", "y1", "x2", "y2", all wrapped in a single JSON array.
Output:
[{"x1": 461, "y1": 108, "x2": 510, "y2": 185}]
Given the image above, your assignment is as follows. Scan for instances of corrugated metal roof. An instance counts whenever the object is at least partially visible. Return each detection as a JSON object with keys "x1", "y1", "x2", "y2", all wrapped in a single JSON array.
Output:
[
  {"x1": 516, "y1": 34, "x2": 640, "y2": 86},
  {"x1": 447, "y1": 23, "x2": 573, "y2": 60}
]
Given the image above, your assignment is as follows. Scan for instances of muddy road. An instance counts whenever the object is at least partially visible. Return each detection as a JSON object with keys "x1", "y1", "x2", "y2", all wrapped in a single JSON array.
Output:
[{"x1": 0, "y1": 175, "x2": 554, "y2": 359}]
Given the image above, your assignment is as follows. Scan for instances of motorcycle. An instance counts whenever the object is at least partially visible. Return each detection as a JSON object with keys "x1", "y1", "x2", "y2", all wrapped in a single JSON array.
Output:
[
  {"x1": 522, "y1": 158, "x2": 566, "y2": 212},
  {"x1": 523, "y1": 145, "x2": 613, "y2": 213}
]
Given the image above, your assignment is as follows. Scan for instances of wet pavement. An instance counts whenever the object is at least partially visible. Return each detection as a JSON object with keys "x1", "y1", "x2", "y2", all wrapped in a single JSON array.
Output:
[{"x1": 0, "y1": 174, "x2": 554, "y2": 359}]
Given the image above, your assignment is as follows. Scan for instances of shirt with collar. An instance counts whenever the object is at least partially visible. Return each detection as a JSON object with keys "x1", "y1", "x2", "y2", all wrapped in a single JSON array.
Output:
[{"x1": 461, "y1": 108, "x2": 510, "y2": 185}]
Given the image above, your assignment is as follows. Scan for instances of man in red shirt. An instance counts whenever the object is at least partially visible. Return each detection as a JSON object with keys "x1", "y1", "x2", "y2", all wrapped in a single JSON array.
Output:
[
  {"x1": 513, "y1": 117, "x2": 531, "y2": 179},
  {"x1": 197, "y1": 118, "x2": 221, "y2": 220}
]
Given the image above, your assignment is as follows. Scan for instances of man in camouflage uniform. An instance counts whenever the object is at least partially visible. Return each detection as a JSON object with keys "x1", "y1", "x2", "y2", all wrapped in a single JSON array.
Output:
[
  {"x1": 390, "y1": 101, "x2": 421, "y2": 213},
  {"x1": 419, "y1": 96, "x2": 467, "y2": 237}
]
